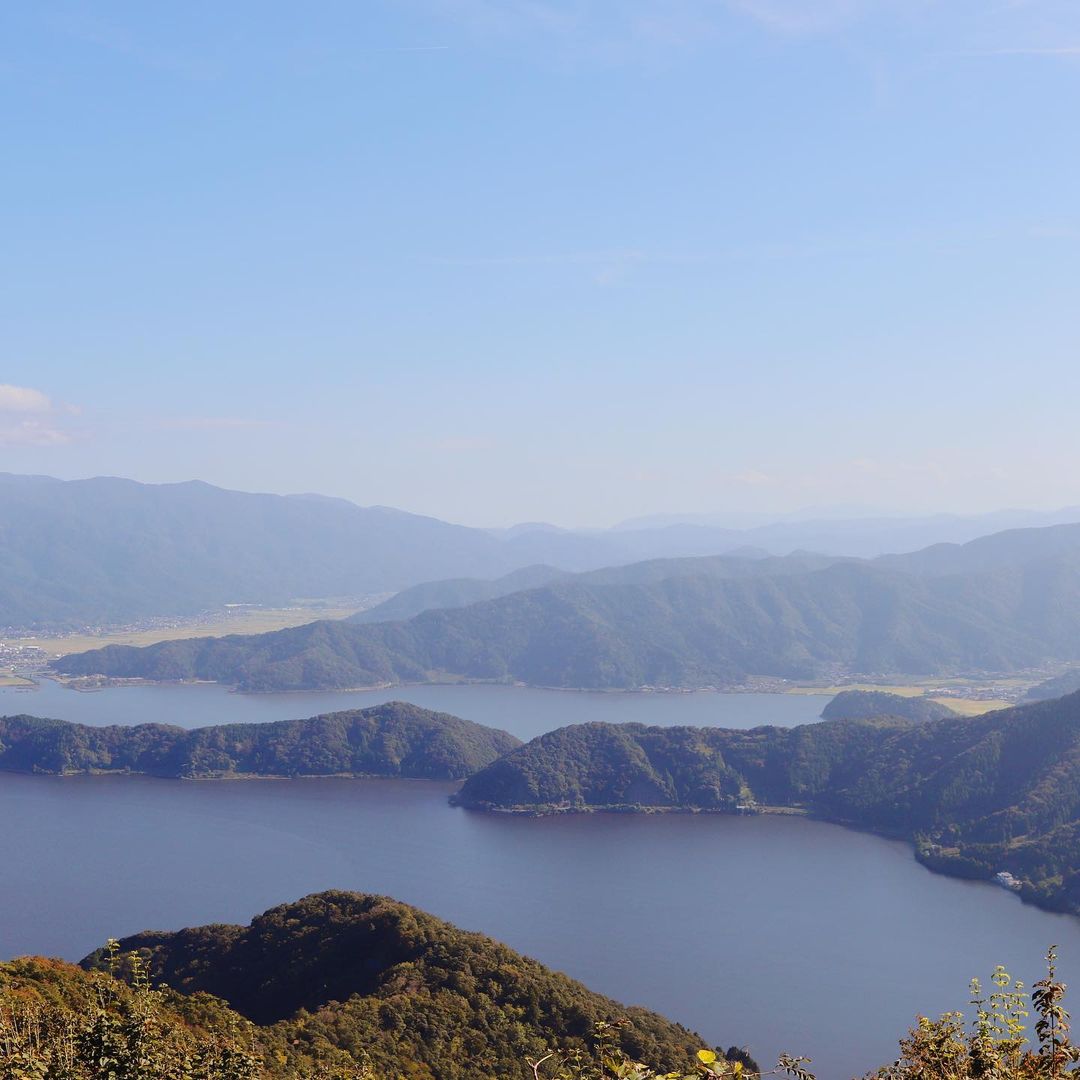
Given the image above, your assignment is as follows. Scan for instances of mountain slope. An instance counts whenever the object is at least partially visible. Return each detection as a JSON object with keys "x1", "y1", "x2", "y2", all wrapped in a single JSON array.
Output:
[
  {"x1": 0, "y1": 474, "x2": 530, "y2": 628},
  {"x1": 352, "y1": 551, "x2": 843, "y2": 625},
  {"x1": 79, "y1": 890, "x2": 744, "y2": 1079},
  {"x1": 57, "y1": 551, "x2": 1080, "y2": 690},
  {"x1": 0, "y1": 702, "x2": 519, "y2": 779},
  {"x1": 454, "y1": 691, "x2": 1080, "y2": 914},
  {"x1": 4, "y1": 891, "x2": 747, "y2": 1080},
  {"x1": 352, "y1": 563, "x2": 572, "y2": 623}
]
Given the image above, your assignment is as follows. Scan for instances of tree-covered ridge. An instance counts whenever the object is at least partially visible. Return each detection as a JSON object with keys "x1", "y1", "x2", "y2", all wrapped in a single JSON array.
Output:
[
  {"x1": 350, "y1": 563, "x2": 572, "y2": 623},
  {"x1": 9, "y1": 913, "x2": 1080, "y2": 1080},
  {"x1": 0, "y1": 703, "x2": 519, "y2": 779},
  {"x1": 57, "y1": 549, "x2": 1080, "y2": 691},
  {"x1": 349, "y1": 552, "x2": 840, "y2": 626},
  {"x1": 455, "y1": 691, "x2": 1080, "y2": 915},
  {"x1": 77, "y1": 890, "x2": 748, "y2": 1080},
  {"x1": 820, "y1": 690, "x2": 959, "y2": 723}
]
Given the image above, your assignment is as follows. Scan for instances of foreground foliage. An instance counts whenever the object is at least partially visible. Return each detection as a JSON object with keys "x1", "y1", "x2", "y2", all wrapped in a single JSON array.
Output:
[
  {"x1": 6, "y1": 893, "x2": 1080, "y2": 1079},
  {"x1": 78, "y1": 891, "x2": 736, "y2": 1080}
]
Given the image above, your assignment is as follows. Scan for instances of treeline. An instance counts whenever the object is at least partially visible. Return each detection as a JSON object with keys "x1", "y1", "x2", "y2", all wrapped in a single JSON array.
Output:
[{"x1": 0, "y1": 703, "x2": 519, "y2": 780}]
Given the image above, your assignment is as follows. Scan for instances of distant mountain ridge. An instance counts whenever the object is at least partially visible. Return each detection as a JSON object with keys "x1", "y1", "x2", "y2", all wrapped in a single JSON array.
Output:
[
  {"x1": 5, "y1": 471, "x2": 1080, "y2": 630},
  {"x1": 351, "y1": 551, "x2": 839, "y2": 624},
  {"x1": 56, "y1": 525, "x2": 1080, "y2": 690}
]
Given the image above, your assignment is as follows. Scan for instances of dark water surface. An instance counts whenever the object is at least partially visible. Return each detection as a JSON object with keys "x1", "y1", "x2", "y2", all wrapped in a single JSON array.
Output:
[
  {"x1": 3, "y1": 771, "x2": 1080, "y2": 1080},
  {"x1": 3, "y1": 682, "x2": 1078, "y2": 1077},
  {"x1": 0, "y1": 679, "x2": 825, "y2": 739}
]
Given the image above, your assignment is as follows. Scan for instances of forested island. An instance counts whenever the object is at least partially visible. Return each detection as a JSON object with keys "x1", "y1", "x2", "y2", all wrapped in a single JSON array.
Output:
[
  {"x1": 3, "y1": 890, "x2": 753, "y2": 1080},
  {"x1": 455, "y1": 690, "x2": 1080, "y2": 916},
  {"x1": 0, "y1": 703, "x2": 519, "y2": 779}
]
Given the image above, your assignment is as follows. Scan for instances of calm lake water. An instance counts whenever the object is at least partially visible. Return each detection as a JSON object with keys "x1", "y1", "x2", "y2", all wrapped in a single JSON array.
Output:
[
  {"x1": 0, "y1": 679, "x2": 825, "y2": 739},
  {"x1": 2, "y1": 682, "x2": 1078, "y2": 1078}
]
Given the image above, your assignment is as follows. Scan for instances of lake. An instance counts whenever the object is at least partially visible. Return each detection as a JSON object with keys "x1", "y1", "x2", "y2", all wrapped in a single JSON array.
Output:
[
  {"x1": 2, "y1": 681, "x2": 1078, "y2": 1079},
  {"x1": 0, "y1": 678, "x2": 826, "y2": 739}
]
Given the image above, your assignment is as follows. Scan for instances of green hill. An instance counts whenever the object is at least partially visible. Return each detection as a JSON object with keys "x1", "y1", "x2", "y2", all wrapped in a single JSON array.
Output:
[
  {"x1": 0, "y1": 702, "x2": 519, "y2": 779},
  {"x1": 351, "y1": 563, "x2": 572, "y2": 623},
  {"x1": 819, "y1": 690, "x2": 959, "y2": 722},
  {"x1": 454, "y1": 691, "x2": 1080, "y2": 916},
  {"x1": 72, "y1": 890, "x2": 746, "y2": 1079},
  {"x1": 57, "y1": 551, "x2": 1080, "y2": 690},
  {"x1": 350, "y1": 552, "x2": 840, "y2": 625}
]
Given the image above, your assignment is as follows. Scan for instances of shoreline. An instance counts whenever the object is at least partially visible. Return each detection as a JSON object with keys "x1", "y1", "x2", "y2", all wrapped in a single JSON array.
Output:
[{"x1": 22, "y1": 671, "x2": 1030, "y2": 702}]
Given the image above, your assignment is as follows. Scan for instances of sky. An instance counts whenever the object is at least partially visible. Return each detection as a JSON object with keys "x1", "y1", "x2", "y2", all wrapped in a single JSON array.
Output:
[{"x1": 2, "y1": 0, "x2": 1079, "y2": 527}]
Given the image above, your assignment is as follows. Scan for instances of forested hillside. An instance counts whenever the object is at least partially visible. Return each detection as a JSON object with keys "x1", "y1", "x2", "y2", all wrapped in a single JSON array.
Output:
[
  {"x1": 0, "y1": 703, "x2": 518, "y2": 779},
  {"x1": 350, "y1": 551, "x2": 841, "y2": 624},
  {"x1": 6, "y1": 472, "x2": 1080, "y2": 632},
  {"x1": 455, "y1": 691, "x2": 1080, "y2": 915},
  {"x1": 351, "y1": 563, "x2": 571, "y2": 623},
  {"x1": 2, "y1": 891, "x2": 751, "y2": 1080},
  {"x1": 58, "y1": 550, "x2": 1080, "y2": 690},
  {"x1": 819, "y1": 690, "x2": 959, "y2": 722},
  {"x1": 0, "y1": 474, "x2": 521, "y2": 628},
  {"x1": 77, "y1": 890, "x2": 741, "y2": 1079}
]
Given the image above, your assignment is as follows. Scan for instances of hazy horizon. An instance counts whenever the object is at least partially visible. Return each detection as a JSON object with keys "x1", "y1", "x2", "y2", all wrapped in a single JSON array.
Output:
[
  {"x1": 7, "y1": 468, "x2": 1080, "y2": 533},
  {"x1": 5, "y1": 1, "x2": 1080, "y2": 525}
]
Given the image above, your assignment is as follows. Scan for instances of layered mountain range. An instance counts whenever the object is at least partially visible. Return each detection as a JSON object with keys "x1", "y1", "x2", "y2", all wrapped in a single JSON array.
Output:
[
  {"x1": 5, "y1": 471, "x2": 1080, "y2": 629},
  {"x1": 56, "y1": 521, "x2": 1080, "y2": 690}
]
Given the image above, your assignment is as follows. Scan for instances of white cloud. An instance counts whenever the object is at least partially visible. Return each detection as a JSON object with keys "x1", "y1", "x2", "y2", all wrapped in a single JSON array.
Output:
[
  {"x1": 0, "y1": 419, "x2": 73, "y2": 447},
  {"x1": 0, "y1": 384, "x2": 79, "y2": 445},
  {"x1": 0, "y1": 384, "x2": 53, "y2": 413}
]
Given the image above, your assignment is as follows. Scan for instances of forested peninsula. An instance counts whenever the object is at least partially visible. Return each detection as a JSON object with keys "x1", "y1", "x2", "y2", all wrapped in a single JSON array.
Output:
[
  {"x1": 0, "y1": 703, "x2": 519, "y2": 779},
  {"x1": 455, "y1": 690, "x2": 1080, "y2": 916}
]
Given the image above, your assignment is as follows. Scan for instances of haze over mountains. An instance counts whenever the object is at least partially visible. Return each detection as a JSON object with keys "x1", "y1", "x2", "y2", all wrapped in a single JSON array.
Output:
[
  {"x1": 58, "y1": 520, "x2": 1080, "y2": 691},
  {"x1": 5, "y1": 472, "x2": 1080, "y2": 631}
]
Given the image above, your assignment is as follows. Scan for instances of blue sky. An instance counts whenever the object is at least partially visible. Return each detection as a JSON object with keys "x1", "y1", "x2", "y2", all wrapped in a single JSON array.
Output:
[{"x1": 2, "y1": 0, "x2": 1079, "y2": 526}]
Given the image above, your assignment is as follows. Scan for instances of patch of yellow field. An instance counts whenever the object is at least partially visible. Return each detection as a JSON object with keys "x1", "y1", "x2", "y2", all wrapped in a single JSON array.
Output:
[
  {"x1": 0, "y1": 674, "x2": 34, "y2": 687},
  {"x1": 786, "y1": 683, "x2": 1014, "y2": 716},
  {"x1": 7, "y1": 604, "x2": 366, "y2": 658},
  {"x1": 927, "y1": 696, "x2": 1010, "y2": 716},
  {"x1": 787, "y1": 683, "x2": 926, "y2": 698}
]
